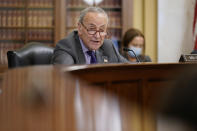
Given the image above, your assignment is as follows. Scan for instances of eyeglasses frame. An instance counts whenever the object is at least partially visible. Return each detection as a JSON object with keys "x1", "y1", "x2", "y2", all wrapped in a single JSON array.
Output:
[{"x1": 80, "y1": 22, "x2": 107, "y2": 37}]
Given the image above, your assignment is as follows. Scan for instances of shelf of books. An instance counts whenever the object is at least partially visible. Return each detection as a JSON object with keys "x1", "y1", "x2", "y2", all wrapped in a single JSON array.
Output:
[
  {"x1": 0, "y1": 0, "x2": 54, "y2": 65},
  {"x1": 65, "y1": 0, "x2": 122, "y2": 48}
]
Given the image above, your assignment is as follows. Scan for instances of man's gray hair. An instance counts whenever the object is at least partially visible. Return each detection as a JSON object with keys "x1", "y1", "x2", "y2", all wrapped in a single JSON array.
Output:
[{"x1": 78, "y1": 7, "x2": 108, "y2": 24}]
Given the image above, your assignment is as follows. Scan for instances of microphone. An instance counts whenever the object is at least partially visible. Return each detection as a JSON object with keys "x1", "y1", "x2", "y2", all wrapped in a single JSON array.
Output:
[{"x1": 123, "y1": 47, "x2": 141, "y2": 62}]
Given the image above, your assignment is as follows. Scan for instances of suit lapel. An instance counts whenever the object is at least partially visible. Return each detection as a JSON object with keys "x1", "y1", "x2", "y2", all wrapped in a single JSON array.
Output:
[
  {"x1": 74, "y1": 33, "x2": 86, "y2": 64},
  {"x1": 96, "y1": 48, "x2": 109, "y2": 64},
  {"x1": 77, "y1": 44, "x2": 86, "y2": 64}
]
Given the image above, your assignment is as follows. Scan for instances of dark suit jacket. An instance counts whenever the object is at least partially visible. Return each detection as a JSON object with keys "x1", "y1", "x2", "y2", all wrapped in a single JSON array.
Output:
[{"x1": 51, "y1": 31, "x2": 129, "y2": 65}]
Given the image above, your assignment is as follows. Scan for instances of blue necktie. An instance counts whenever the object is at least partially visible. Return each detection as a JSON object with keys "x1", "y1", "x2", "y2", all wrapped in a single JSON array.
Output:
[{"x1": 86, "y1": 51, "x2": 97, "y2": 64}]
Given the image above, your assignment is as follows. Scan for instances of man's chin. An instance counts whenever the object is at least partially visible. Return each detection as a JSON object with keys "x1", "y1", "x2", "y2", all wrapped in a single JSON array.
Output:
[
  {"x1": 89, "y1": 45, "x2": 101, "y2": 50},
  {"x1": 89, "y1": 43, "x2": 102, "y2": 50}
]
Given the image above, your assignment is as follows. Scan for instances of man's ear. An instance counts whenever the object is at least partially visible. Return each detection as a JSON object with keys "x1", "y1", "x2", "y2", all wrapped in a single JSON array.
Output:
[{"x1": 77, "y1": 22, "x2": 82, "y2": 35}]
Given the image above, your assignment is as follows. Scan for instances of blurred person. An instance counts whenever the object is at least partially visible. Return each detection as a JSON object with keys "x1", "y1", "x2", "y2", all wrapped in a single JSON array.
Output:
[
  {"x1": 122, "y1": 28, "x2": 151, "y2": 62},
  {"x1": 157, "y1": 67, "x2": 197, "y2": 131},
  {"x1": 51, "y1": 7, "x2": 129, "y2": 65}
]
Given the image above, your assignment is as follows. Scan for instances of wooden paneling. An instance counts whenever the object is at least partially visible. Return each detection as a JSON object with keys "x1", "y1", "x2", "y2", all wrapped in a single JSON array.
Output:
[
  {"x1": 54, "y1": 0, "x2": 66, "y2": 43},
  {"x1": 122, "y1": 0, "x2": 134, "y2": 34},
  {"x1": 0, "y1": 65, "x2": 7, "y2": 85}
]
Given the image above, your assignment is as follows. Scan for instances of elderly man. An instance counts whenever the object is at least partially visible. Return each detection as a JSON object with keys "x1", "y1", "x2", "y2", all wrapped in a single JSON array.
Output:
[{"x1": 51, "y1": 7, "x2": 129, "y2": 65}]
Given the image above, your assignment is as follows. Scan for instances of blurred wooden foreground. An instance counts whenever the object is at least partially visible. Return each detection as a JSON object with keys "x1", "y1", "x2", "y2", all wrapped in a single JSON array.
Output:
[{"x1": 0, "y1": 63, "x2": 196, "y2": 131}]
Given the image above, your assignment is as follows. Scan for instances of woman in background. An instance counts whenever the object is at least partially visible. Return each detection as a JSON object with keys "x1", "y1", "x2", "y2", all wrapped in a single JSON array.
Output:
[{"x1": 122, "y1": 28, "x2": 151, "y2": 62}]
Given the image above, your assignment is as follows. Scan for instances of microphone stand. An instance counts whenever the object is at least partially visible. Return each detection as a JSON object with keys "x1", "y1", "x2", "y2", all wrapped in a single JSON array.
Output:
[{"x1": 123, "y1": 48, "x2": 141, "y2": 63}]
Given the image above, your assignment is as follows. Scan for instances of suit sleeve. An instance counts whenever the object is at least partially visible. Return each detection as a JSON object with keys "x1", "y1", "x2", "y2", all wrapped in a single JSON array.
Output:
[{"x1": 51, "y1": 41, "x2": 75, "y2": 65}]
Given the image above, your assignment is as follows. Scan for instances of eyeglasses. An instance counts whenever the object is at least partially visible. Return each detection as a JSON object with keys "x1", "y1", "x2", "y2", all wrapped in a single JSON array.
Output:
[{"x1": 81, "y1": 22, "x2": 107, "y2": 37}]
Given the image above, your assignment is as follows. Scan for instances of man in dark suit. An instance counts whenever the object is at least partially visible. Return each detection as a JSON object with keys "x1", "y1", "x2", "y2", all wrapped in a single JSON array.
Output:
[{"x1": 51, "y1": 7, "x2": 129, "y2": 65}]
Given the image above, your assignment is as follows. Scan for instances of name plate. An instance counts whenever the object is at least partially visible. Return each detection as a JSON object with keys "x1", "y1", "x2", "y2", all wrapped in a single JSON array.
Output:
[{"x1": 179, "y1": 54, "x2": 197, "y2": 62}]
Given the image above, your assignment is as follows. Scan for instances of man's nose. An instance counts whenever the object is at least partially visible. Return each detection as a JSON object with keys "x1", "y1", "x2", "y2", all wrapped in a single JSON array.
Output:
[{"x1": 94, "y1": 31, "x2": 101, "y2": 38}]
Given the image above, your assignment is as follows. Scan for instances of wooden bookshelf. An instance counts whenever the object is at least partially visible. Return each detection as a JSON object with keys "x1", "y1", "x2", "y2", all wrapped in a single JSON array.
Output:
[{"x1": 0, "y1": 0, "x2": 56, "y2": 65}]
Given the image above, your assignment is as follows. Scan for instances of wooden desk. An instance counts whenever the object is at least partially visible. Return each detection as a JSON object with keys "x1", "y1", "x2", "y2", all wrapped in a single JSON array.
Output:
[
  {"x1": 62, "y1": 62, "x2": 197, "y2": 131},
  {"x1": 0, "y1": 63, "x2": 197, "y2": 131},
  {"x1": 0, "y1": 65, "x2": 144, "y2": 131}
]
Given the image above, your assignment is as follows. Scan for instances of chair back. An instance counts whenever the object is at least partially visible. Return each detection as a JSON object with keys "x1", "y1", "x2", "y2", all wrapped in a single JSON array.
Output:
[{"x1": 7, "y1": 42, "x2": 54, "y2": 68}]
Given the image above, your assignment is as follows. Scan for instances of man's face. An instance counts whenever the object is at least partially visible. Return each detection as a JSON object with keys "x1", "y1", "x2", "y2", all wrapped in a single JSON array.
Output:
[{"x1": 78, "y1": 12, "x2": 108, "y2": 50}]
